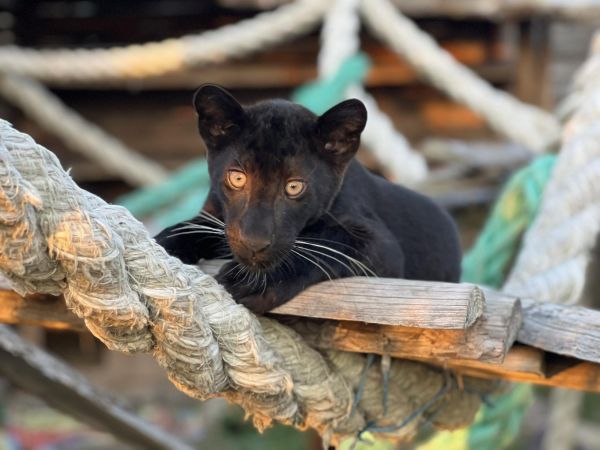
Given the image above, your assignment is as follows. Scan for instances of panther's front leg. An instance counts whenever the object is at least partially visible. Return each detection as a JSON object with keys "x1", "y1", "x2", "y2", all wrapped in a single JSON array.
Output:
[{"x1": 155, "y1": 212, "x2": 227, "y2": 264}]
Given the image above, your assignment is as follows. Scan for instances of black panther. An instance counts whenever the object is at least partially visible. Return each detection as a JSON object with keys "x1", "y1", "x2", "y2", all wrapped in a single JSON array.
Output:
[{"x1": 155, "y1": 85, "x2": 461, "y2": 313}]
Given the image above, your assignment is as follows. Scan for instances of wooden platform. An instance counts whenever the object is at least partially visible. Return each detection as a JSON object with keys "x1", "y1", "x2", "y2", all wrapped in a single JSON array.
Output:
[{"x1": 3, "y1": 275, "x2": 600, "y2": 393}]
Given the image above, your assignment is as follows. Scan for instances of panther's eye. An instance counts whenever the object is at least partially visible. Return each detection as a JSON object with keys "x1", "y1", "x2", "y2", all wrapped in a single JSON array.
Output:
[
  {"x1": 227, "y1": 170, "x2": 247, "y2": 190},
  {"x1": 285, "y1": 179, "x2": 306, "y2": 198}
]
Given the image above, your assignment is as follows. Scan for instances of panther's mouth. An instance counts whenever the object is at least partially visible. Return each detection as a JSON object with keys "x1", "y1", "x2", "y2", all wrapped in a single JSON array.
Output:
[{"x1": 233, "y1": 250, "x2": 285, "y2": 273}]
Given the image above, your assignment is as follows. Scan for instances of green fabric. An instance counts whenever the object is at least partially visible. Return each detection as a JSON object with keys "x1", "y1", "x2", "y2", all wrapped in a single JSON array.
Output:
[
  {"x1": 117, "y1": 158, "x2": 211, "y2": 229},
  {"x1": 152, "y1": 187, "x2": 210, "y2": 229},
  {"x1": 117, "y1": 158, "x2": 209, "y2": 219},
  {"x1": 461, "y1": 155, "x2": 556, "y2": 287}
]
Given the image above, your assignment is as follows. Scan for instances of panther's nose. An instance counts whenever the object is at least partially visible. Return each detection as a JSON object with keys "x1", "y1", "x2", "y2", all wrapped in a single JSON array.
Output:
[{"x1": 241, "y1": 236, "x2": 272, "y2": 256}]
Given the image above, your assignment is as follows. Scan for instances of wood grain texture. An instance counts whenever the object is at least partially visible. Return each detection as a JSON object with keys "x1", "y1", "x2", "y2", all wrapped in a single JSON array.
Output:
[
  {"x1": 518, "y1": 298, "x2": 600, "y2": 364},
  {"x1": 1, "y1": 278, "x2": 486, "y2": 331},
  {"x1": 272, "y1": 277, "x2": 485, "y2": 329},
  {"x1": 197, "y1": 264, "x2": 486, "y2": 329},
  {"x1": 0, "y1": 325, "x2": 192, "y2": 450},
  {"x1": 288, "y1": 292, "x2": 520, "y2": 363}
]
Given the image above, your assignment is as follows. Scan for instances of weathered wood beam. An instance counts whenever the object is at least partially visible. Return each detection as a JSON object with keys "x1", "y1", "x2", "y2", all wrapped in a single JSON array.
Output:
[
  {"x1": 0, "y1": 284, "x2": 509, "y2": 363},
  {"x1": 272, "y1": 277, "x2": 485, "y2": 329},
  {"x1": 287, "y1": 291, "x2": 521, "y2": 363},
  {"x1": 518, "y1": 298, "x2": 600, "y2": 364},
  {"x1": 196, "y1": 265, "x2": 487, "y2": 329},
  {"x1": 3, "y1": 287, "x2": 600, "y2": 391},
  {"x1": 308, "y1": 334, "x2": 600, "y2": 393},
  {"x1": 0, "y1": 290, "x2": 85, "y2": 331},
  {"x1": 3, "y1": 271, "x2": 485, "y2": 330},
  {"x1": 0, "y1": 325, "x2": 193, "y2": 450}
]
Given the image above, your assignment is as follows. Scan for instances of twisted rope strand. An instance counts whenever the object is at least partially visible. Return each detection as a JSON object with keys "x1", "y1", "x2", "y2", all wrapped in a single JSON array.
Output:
[
  {"x1": 0, "y1": 74, "x2": 169, "y2": 187},
  {"x1": 0, "y1": 0, "x2": 330, "y2": 84}
]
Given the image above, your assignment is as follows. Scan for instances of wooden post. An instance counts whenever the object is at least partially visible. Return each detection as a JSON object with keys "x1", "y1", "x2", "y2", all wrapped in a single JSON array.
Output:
[{"x1": 516, "y1": 18, "x2": 552, "y2": 108}]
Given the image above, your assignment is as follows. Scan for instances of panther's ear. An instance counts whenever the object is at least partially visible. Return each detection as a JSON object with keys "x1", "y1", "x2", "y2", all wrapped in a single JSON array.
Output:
[
  {"x1": 193, "y1": 84, "x2": 246, "y2": 149},
  {"x1": 317, "y1": 99, "x2": 367, "y2": 165}
]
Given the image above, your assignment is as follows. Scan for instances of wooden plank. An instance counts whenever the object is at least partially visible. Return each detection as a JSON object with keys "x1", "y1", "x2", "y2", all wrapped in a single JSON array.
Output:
[
  {"x1": 403, "y1": 345, "x2": 546, "y2": 381},
  {"x1": 272, "y1": 277, "x2": 485, "y2": 329},
  {"x1": 436, "y1": 345, "x2": 600, "y2": 393},
  {"x1": 0, "y1": 285, "x2": 508, "y2": 363},
  {"x1": 0, "y1": 290, "x2": 85, "y2": 331},
  {"x1": 0, "y1": 276, "x2": 485, "y2": 330},
  {"x1": 197, "y1": 264, "x2": 486, "y2": 329},
  {"x1": 292, "y1": 319, "x2": 600, "y2": 392},
  {"x1": 288, "y1": 291, "x2": 520, "y2": 363},
  {"x1": 518, "y1": 298, "x2": 600, "y2": 364},
  {"x1": 5, "y1": 274, "x2": 600, "y2": 363},
  {"x1": 0, "y1": 325, "x2": 193, "y2": 450},
  {"x1": 3, "y1": 287, "x2": 600, "y2": 391}
]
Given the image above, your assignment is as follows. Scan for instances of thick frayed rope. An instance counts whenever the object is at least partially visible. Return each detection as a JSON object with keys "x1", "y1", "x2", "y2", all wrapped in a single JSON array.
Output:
[{"x1": 0, "y1": 119, "x2": 482, "y2": 445}]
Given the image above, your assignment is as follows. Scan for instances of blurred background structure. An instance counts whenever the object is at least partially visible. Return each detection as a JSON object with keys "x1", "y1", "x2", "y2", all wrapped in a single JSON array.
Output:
[{"x1": 0, "y1": 1, "x2": 599, "y2": 449}]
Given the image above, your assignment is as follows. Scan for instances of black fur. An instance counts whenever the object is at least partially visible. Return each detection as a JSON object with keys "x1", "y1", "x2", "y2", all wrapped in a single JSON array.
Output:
[{"x1": 155, "y1": 85, "x2": 461, "y2": 313}]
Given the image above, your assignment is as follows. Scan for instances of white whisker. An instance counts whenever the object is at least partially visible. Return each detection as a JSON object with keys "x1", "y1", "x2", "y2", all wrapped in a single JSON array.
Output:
[
  {"x1": 295, "y1": 240, "x2": 377, "y2": 277},
  {"x1": 299, "y1": 236, "x2": 366, "y2": 256},
  {"x1": 165, "y1": 230, "x2": 225, "y2": 239},
  {"x1": 303, "y1": 237, "x2": 378, "y2": 272},
  {"x1": 172, "y1": 222, "x2": 225, "y2": 234},
  {"x1": 291, "y1": 249, "x2": 332, "y2": 281},
  {"x1": 294, "y1": 244, "x2": 358, "y2": 277},
  {"x1": 198, "y1": 211, "x2": 225, "y2": 227}
]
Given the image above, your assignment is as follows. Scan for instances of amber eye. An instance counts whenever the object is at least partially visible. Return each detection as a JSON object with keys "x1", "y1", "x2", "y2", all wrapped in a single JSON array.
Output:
[
  {"x1": 227, "y1": 170, "x2": 247, "y2": 189},
  {"x1": 285, "y1": 179, "x2": 306, "y2": 198}
]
